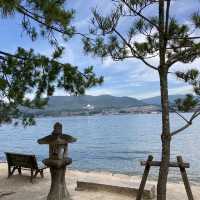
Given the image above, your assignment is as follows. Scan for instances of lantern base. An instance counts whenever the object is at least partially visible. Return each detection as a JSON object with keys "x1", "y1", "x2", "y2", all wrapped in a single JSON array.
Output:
[
  {"x1": 47, "y1": 166, "x2": 71, "y2": 200},
  {"x1": 43, "y1": 158, "x2": 72, "y2": 168}
]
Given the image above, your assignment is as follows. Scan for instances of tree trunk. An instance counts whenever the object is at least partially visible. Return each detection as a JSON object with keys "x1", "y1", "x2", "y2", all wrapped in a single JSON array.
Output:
[
  {"x1": 157, "y1": 70, "x2": 171, "y2": 200},
  {"x1": 157, "y1": 0, "x2": 171, "y2": 198}
]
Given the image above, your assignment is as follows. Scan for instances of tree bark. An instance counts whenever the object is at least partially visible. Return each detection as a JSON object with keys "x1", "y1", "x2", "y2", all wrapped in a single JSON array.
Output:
[
  {"x1": 157, "y1": 1, "x2": 171, "y2": 198},
  {"x1": 157, "y1": 70, "x2": 171, "y2": 200}
]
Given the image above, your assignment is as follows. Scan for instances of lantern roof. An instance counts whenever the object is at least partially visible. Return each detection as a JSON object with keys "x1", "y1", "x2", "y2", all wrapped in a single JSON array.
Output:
[
  {"x1": 37, "y1": 122, "x2": 77, "y2": 145},
  {"x1": 38, "y1": 134, "x2": 76, "y2": 145}
]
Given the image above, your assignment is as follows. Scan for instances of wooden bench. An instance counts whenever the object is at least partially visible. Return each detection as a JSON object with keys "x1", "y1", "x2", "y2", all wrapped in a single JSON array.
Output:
[
  {"x1": 5, "y1": 152, "x2": 47, "y2": 183},
  {"x1": 76, "y1": 177, "x2": 155, "y2": 199}
]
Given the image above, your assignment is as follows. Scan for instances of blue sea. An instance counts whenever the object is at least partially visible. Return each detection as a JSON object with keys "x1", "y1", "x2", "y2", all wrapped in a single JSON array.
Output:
[{"x1": 0, "y1": 113, "x2": 200, "y2": 182}]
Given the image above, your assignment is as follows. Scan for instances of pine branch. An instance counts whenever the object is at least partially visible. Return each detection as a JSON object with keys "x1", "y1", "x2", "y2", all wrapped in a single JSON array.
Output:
[
  {"x1": 0, "y1": 50, "x2": 26, "y2": 60},
  {"x1": 119, "y1": 0, "x2": 158, "y2": 16},
  {"x1": 172, "y1": 36, "x2": 200, "y2": 40},
  {"x1": 119, "y1": 0, "x2": 159, "y2": 30},
  {"x1": 166, "y1": 44, "x2": 200, "y2": 67},
  {"x1": 113, "y1": 29, "x2": 158, "y2": 70},
  {"x1": 15, "y1": 4, "x2": 88, "y2": 40},
  {"x1": 16, "y1": 5, "x2": 68, "y2": 35},
  {"x1": 171, "y1": 108, "x2": 191, "y2": 124},
  {"x1": 171, "y1": 111, "x2": 200, "y2": 136},
  {"x1": 0, "y1": 55, "x2": 8, "y2": 62},
  {"x1": 0, "y1": 50, "x2": 89, "y2": 79}
]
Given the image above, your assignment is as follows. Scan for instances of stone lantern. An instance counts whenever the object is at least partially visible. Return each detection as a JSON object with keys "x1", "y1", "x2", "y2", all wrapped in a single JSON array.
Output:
[{"x1": 38, "y1": 122, "x2": 76, "y2": 200}]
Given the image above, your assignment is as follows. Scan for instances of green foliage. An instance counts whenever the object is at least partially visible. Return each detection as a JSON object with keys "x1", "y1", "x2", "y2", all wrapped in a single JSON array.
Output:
[
  {"x1": 175, "y1": 69, "x2": 200, "y2": 111},
  {"x1": 0, "y1": 0, "x2": 103, "y2": 125},
  {"x1": 83, "y1": 0, "x2": 200, "y2": 66},
  {"x1": 176, "y1": 69, "x2": 200, "y2": 85},
  {"x1": 83, "y1": 0, "x2": 200, "y2": 113},
  {"x1": 176, "y1": 69, "x2": 200, "y2": 96},
  {"x1": 174, "y1": 94, "x2": 198, "y2": 112},
  {"x1": 192, "y1": 12, "x2": 200, "y2": 28},
  {"x1": 0, "y1": 0, "x2": 75, "y2": 43}
]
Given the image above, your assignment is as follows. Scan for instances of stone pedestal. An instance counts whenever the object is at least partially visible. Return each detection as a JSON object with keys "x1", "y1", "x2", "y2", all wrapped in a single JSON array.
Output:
[{"x1": 43, "y1": 158, "x2": 72, "y2": 200}]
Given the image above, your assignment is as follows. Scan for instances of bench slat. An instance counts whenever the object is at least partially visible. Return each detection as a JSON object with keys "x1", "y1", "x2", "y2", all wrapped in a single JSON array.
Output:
[{"x1": 5, "y1": 152, "x2": 38, "y2": 169}]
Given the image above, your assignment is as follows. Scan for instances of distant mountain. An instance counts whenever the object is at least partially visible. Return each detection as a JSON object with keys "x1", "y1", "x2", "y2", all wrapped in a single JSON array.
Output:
[
  {"x1": 22, "y1": 95, "x2": 147, "y2": 116},
  {"x1": 142, "y1": 95, "x2": 187, "y2": 106},
  {"x1": 46, "y1": 95, "x2": 146, "y2": 110}
]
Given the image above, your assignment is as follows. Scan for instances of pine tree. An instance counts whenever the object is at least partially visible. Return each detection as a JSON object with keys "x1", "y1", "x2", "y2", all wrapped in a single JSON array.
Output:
[
  {"x1": 82, "y1": 1, "x2": 200, "y2": 199},
  {"x1": 0, "y1": 0, "x2": 103, "y2": 125}
]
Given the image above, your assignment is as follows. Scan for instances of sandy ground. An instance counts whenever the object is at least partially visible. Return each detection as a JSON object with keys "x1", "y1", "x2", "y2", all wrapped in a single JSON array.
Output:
[{"x1": 0, "y1": 163, "x2": 200, "y2": 200}]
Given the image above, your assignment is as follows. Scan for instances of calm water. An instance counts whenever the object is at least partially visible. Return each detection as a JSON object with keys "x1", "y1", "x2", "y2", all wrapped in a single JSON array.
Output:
[{"x1": 0, "y1": 113, "x2": 200, "y2": 182}]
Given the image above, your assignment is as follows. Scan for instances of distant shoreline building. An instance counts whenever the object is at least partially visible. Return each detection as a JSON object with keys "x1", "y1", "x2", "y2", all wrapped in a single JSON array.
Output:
[{"x1": 83, "y1": 104, "x2": 95, "y2": 110}]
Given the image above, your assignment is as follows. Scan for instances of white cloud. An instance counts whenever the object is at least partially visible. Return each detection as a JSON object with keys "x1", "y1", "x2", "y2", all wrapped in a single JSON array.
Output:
[
  {"x1": 130, "y1": 66, "x2": 159, "y2": 82},
  {"x1": 86, "y1": 87, "x2": 114, "y2": 96},
  {"x1": 133, "y1": 91, "x2": 161, "y2": 100},
  {"x1": 169, "y1": 85, "x2": 193, "y2": 95},
  {"x1": 135, "y1": 85, "x2": 193, "y2": 100},
  {"x1": 103, "y1": 57, "x2": 115, "y2": 67},
  {"x1": 171, "y1": 59, "x2": 200, "y2": 72}
]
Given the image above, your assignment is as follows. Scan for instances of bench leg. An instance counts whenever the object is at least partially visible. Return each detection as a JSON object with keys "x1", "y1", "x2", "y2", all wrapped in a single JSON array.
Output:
[
  {"x1": 30, "y1": 169, "x2": 34, "y2": 183},
  {"x1": 18, "y1": 167, "x2": 22, "y2": 175},
  {"x1": 40, "y1": 170, "x2": 44, "y2": 178},
  {"x1": 8, "y1": 166, "x2": 17, "y2": 178},
  {"x1": 34, "y1": 170, "x2": 39, "y2": 178},
  {"x1": 8, "y1": 166, "x2": 22, "y2": 178},
  {"x1": 33, "y1": 169, "x2": 44, "y2": 180},
  {"x1": 7, "y1": 165, "x2": 12, "y2": 178}
]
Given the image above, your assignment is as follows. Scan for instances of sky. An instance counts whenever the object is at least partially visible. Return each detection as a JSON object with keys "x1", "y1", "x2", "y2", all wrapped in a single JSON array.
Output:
[{"x1": 0, "y1": 0, "x2": 200, "y2": 99}]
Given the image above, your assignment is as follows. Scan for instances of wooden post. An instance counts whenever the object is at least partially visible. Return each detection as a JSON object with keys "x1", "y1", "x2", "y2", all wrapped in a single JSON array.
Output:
[
  {"x1": 141, "y1": 160, "x2": 190, "y2": 168},
  {"x1": 136, "y1": 155, "x2": 153, "y2": 200},
  {"x1": 177, "y1": 156, "x2": 194, "y2": 200}
]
